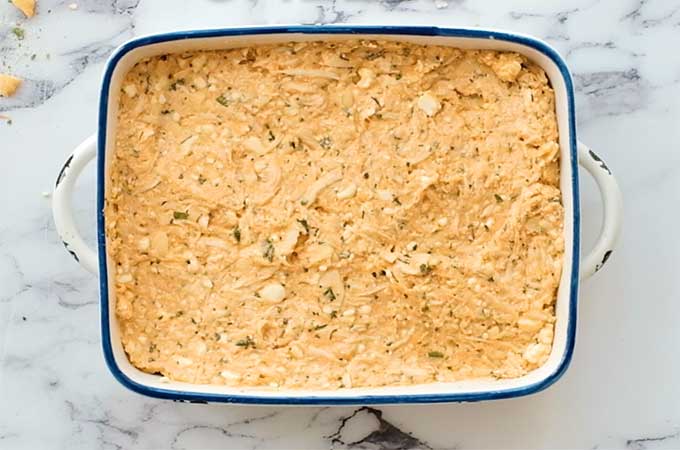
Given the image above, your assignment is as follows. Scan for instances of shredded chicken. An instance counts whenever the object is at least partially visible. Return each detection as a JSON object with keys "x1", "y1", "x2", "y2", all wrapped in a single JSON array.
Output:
[{"x1": 107, "y1": 40, "x2": 563, "y2": 389}]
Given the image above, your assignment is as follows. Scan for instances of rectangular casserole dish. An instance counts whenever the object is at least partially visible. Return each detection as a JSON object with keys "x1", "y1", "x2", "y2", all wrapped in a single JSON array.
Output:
[{"x1": 52, "y1": 25, "x2": 622, "y2": 405}]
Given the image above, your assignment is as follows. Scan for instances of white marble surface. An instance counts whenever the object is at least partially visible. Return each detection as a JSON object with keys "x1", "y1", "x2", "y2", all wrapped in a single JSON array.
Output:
[{"x1": 1, "y1": 0, "x2": 679, "y2": 449}]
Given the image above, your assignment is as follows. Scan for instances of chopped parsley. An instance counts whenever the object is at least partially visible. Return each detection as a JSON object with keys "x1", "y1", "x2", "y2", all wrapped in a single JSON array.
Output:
[
  {"x1": 313, "y1": 324, "x2": 328, "y2": 331},
  {"x1": 169, "y1": 78, "x2": 185, "y2": 90},
  {"x1": 319, "y1": 136, "x2": 332, "y2": 150},
  {"x1": 197, "y1": 174, "x2": 207, "y2": 184},
  {"x1": 419, "y1": 264, "x2": 433, "y2": 275},
  {"x1": 216, "y1": 94, "x2": 230, "y2": 107},
  {"x1": 297, "y1": 218, "x2": 310, "y2": 233},
  {"x1": 365, "y1": 50, "x2": 384, "y2": 61},
  {"x1": 263, "y1": 239, "x2": 275, "y2": 262},
  {"x1": 235, "y1": 336, "x2": 256, "y2": 349},
  {"x1": 494, "y1": 193, "x2": 503, "y2": 203},
  {"x1": 268, "y1": 129, "x2": 276, "y2": 142},
  {"x1": 12, "y1": 27, "x2": 24, "y2": 40},
  {"x1": 428, "y1": 351, "x2": 444, "y2": 358},
  {"x1": 323, "y1": 287, "x2": 336, "y2": 301},
  {"x1": 233, "y1": 227, "x2": 241, "y2": 243},
  {"x1": 173, "y1": 211, "x2": 189, "y2": 220}
]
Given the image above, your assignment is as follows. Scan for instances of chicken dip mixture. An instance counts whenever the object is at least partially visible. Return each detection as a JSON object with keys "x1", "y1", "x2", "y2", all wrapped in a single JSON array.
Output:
[{"x1": 107, "y1": 40, "x2": 564, "y2": 389}]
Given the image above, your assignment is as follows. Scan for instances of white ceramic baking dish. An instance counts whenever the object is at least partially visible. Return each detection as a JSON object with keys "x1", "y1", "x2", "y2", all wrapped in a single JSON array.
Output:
[{"x1": 52, "y1": 26, "x2": 622, "y2": 405}]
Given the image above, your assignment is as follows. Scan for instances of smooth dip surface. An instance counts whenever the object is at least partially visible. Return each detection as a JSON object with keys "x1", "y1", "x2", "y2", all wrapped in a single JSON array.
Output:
[{"x1": 106, "y1": 40, "x2": 564, "y2": 389}]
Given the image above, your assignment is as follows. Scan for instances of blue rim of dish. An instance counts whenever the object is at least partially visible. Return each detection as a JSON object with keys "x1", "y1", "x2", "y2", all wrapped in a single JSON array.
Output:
[{"x1": 97, "y1": 25, "x2": 580, "y2": 405}]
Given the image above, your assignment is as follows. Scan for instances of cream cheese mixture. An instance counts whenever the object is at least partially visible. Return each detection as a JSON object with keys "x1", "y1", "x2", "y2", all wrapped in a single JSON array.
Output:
[{"x1": 106, "y1": 40, "x2": 564, "y2": 389}]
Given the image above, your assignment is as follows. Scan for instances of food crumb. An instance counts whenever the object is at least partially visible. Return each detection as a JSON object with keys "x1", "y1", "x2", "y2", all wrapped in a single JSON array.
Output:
[
  {"x1": 0, "y1": 74, "x2": 22, "y2": 97},
  {"x1": 11, "y1": 0, "x2": 36, "y2": 18}
]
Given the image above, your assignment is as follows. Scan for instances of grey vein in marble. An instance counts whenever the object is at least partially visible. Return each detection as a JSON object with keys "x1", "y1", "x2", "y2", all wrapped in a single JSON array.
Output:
[
  {"x1": 328, "y1": 407, "x2": 435, "y2": 450},
  {"x1": 627, "y1": 431, "x2": 680, "y2": 450}
]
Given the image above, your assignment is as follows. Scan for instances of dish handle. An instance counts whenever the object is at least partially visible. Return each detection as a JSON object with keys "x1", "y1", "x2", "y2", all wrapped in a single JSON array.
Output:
[
  {"x1": 578, "y1": 141, "x2": 623, "y2": 279},
  {"x1": 52, "y1": 134, "x2": 98, "y2": 274}
]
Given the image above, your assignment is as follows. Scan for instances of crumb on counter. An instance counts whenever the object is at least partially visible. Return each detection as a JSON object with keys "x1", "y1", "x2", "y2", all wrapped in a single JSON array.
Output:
[
  {"x1": 11, "y1": 0, "x2": 36, "y2": 18},
  {"x1": 0, "y1": 74, "x2": 22, "y2": 97}
]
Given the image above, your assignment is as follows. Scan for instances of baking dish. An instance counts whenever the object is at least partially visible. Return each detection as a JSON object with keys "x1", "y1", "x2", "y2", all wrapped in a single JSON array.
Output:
[{"x1": 52, "y1": 25, "x2": 622, "y2": 405}]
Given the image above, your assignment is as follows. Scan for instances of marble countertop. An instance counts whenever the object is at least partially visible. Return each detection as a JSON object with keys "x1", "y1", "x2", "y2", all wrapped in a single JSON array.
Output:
[{"x1": 2, "y1": 0, "x2": 679, "y2": 448}]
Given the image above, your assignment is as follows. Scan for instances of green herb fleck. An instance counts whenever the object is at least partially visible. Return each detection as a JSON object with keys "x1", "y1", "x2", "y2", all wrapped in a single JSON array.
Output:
[
  {"x1": 233, "y1": 227, "x2": 241, "y2": 243},
  {"x1": 428, "y1": 351, "x2": 444, "y2": 358},
  {"x1": 488, "y1": 276, "x2": 495, "y2": 282},
  {"x1": 323, "y1": 287, "x2": 336, "y2": 301},
  {"x1": 30, "y1": 53, "x2": 36, "y2": 60},
  {"x1": 297, "y1": 218, "x2": 310, "y2": 233},
  {"x1": 216, "y1": 94, "x2": 230, "y2": 107},
  {"x1": 365, "y1": 50, "x2": 384, "y2": 61},
  {"x1": 494, "y1": 193, "x2": 503, "y2": 203},
  {"x1": 263, "y1": 239, "x2": 275, "y2": 262},
  {"x1": 235, "y1": 336, "x2": 256, "y2": 349},
  {"x1": 419, "y1": 264, "x2": 433, "y2": 275},
  {"x1": 175, "y1": 310, "x2": 185, "y2": 317},
  {"x1": 313, "y1": 324, "x2": 328, "y2": 331},
  {"x1": 330, "y1": 310, "x2": 338, "y2": 319},
  {"x1": 12, "y1": 27, "x2": 25, "y2": 40},
  {"x1": 319, "y1": 136, "x2": 332, "y2": 150},
  {"x1": 198, "y1": 174, "x2": 207, "y2": 184},
  {"x1": 395, "y1": 73, "x2": 403, "y2": 80},
  {"x1": 421, "y1": 305, "x2": 430, "y2": 312},
  {"x1": 300, "y1": 199, "x2": 309, "y2": 206},
  {"x1": 268, "y1": 129, "x2": 276, "y2": 142},
  {"x1": 173, "y1": 211, "x2": 189, "y2": 220},
  {"x1": 169, "y1": 78, "x2": 185, "y2": 90}
]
